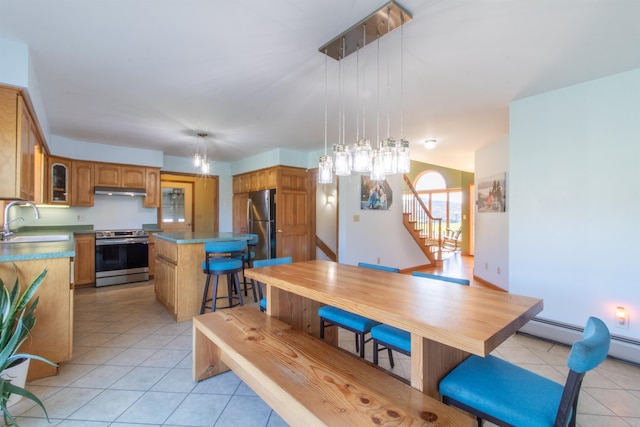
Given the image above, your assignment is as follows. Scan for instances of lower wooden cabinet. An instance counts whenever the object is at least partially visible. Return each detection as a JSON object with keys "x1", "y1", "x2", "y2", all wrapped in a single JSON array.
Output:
[
  {"x1": 0, "y1": 257, "x2": 73, "y2": 381},
  {"x1": 154, "y1": 255, "x2": 177, "y2": 315},
  {"x1": 74, "y1": 233, "x2": 95, "y2": 285},
  {"x1": 148, "y1": 233, "x2": 156, "y2": 277}
]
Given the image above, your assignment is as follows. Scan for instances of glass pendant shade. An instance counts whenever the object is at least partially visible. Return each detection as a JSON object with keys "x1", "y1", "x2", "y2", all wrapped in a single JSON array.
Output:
[
  {"x1": 370, "y1": 149, "x2": 385, "y2": 181},
  {"x1": 193, "y1": 153, "x2": 202, "y2": 167},
  {"x1": 333, "y1": 144, "x2": 351, "y2": 176},
  {"x1": 352, "y1": 139, "x2": 372, "y2": 172},
  {"x1": 381, "y1": 138, "x2": 397, "y2": 174},
  {"x1": 396, "y1": 139, "x2": 410, "y2": 173},
  {"x1": 319, "y1": 155, "x2": 333, "y2": 184}
]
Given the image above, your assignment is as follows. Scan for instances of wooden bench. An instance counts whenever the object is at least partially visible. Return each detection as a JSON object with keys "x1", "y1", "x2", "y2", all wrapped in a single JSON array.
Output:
[{"x1": 193, "y1": 305, "x2": 474, "y2": 427}]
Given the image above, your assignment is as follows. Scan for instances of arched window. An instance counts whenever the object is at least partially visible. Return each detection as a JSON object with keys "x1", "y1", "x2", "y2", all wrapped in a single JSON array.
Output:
[{"x1": 414, "y1": 171, "x2": 462, "y2": 232}]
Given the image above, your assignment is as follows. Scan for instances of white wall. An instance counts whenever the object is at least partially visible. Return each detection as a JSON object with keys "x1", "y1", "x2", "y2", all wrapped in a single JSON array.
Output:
[
  {"x1": 0, "y1": 38, "x2": 29, "y2": 89},
  {"x1": 474, "y1": 137, "x2": 509, "y2": 289},
  {"x1": 509, "y1": 68, "x2": 640, "y2": 340},
  {"x1": 316, "y1": 180, "x2": 337, "y2": 260},
  {"x1": 338, "y1": 173, "x2": 429, "y2": 269}
]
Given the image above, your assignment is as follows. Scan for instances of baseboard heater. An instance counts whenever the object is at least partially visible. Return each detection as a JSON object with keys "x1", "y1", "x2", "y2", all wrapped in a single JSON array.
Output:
[{"x1": 519, "y1": 317, "x2": 640, "y2": 365}]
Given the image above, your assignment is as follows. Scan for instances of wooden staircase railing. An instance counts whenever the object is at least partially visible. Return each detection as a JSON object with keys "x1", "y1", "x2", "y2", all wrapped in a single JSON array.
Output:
[{"x1": 402, "y1": 174, "x2": 443, "y2": 266}]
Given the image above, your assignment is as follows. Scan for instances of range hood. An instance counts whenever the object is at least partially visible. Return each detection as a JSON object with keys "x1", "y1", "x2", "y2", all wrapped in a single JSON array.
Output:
[{"x1": 94, "y1": 186, "x2": 147, "y2": 197}]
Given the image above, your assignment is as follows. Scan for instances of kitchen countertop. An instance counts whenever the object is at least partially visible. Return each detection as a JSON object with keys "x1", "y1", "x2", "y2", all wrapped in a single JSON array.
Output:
[
  {"x1": 0, "y1": 230, "x2": 75, "y2": 261},
  {"x1": 154, "y1": 231, "x2": 251, "y2": 244}
]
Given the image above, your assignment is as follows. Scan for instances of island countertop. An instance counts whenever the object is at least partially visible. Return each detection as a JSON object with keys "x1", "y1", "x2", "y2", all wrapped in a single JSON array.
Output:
[{"x1": 154, "y1": 231, "x2": 252, "y2": 244}]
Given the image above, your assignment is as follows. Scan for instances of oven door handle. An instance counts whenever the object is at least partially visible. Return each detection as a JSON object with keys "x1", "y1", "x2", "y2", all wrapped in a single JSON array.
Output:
[{"x1": 96, "y1": 238, "x2": 149, "y2": 246}]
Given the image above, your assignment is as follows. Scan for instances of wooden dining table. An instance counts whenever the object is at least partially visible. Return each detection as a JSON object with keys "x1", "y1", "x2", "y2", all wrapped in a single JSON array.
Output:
[{"x1": 244, "y1": 259, "x2": 544, "y2": 398}]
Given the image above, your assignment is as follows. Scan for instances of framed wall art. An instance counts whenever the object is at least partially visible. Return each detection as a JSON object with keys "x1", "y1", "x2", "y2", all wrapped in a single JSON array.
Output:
[
  {"x1": 477, "y1": 173, "x2": 506, "y2": 212},
  {"x1": 361, "y1": 176, "x2": 393, "y2": 210}
]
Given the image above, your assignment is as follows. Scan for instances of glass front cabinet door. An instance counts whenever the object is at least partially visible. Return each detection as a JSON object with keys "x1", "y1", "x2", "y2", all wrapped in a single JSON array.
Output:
[{"x1": 48, "y1": 156, "x2": 71, "y2": 205}]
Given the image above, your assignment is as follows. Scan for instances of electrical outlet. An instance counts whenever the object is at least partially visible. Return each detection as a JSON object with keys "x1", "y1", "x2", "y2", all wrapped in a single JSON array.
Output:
[
  {"x1": 497, "y1": 267, "x2": 501, "y2": 275},
  {"x1": 76, "y1": 215, "x2": 84, "y2": 221},
  {"x1": 353, "y1": 215, "x2": 360, "y2": 222},
  {"x1": 377, "y1": 257, "x2": 381, "y2": 264},
  {"x1": 484, "y1": 262, "x2": 488, "y2": 270}
]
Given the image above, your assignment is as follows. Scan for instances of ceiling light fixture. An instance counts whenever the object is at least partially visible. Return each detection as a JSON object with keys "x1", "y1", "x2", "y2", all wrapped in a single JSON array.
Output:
[
  {"x1": 317, "y1": 1, "x2": 412, "y2": 183},
  {"x1": 425, "y1": 139, "x2": 438, "y2": 150},
  {"x1": 193, "y1": 132, "x2": 210, "y2": 175}
]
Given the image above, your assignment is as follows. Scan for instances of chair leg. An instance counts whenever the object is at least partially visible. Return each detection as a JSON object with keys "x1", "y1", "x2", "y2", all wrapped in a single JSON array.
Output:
[
  {"x1": 233, "y1": 272, "x2": 244, "y2": 306},
  {"x1": 354, "y1": 334, "x2": 360, "y2": 354},
  {"x1": 388, "y1": 348, "x2": 394, "y2": 368},
  {"x1": 211, "y1": 274, "x2": 220, "y2": 313},
  {"x1": 201, "y1": 274, "x2": 211, "y2": 314},
  {"x1": 358, "y1": 333, "x2": 365, "y2": 358},
  {"x1": 320, "y1": 319, "x2": 325, "y2": 339},
  {"x1": 373, "y1": 340, "x2": 379, "y2": 365}
]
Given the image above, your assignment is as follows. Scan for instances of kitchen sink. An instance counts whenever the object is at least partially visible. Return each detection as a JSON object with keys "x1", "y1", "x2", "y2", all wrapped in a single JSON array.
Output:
[{"x1": 1, "y1": 234, "x2": 70, "y2": 244}]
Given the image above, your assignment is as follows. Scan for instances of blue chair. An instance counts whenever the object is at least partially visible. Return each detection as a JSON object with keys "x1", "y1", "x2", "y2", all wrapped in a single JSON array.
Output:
[
  {"x1": 252, "y1": 256, "x2": 293, "y2": 311},
  {"x1": 319, "y1": 262, "x2": 400, "y2": 358},
  {"x1": 241, "y1": 234, "x2": 259, "y2": 298},
  {"x1": 372, "y1": 272, "x2": 470, "y2": 367},
  {"x1": 439, "y1": 316, "x2": 611, "y2": 427},
  {"x1": 411, "y1": 271, "x2": 471, "y2": 286},
  {"x1": 200, "y1": 239, "x2": 250, "y2": 313}
]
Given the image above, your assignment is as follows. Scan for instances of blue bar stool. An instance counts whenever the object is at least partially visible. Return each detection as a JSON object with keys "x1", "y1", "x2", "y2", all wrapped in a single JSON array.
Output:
[
  {"x1": 200, "y1": 239, "x2": 249, "y2": 313},
  {"x1": 241, "y1": 234, "x2": 259, "y2": 300}
]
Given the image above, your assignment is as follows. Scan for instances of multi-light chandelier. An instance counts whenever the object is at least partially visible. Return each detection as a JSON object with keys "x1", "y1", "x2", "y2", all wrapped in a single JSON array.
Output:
[
  {"x1": 318, "y1": 1, "x2": 412, "y2": 184},
  {"x1": 192, "y1": 132, "x2": 210, "y2": 175}
]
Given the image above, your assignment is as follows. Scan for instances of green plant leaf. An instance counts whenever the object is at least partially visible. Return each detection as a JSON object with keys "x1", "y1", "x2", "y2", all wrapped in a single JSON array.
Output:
[{"x1": 1, "y1": 378, "x2": 51, "y2": 425}]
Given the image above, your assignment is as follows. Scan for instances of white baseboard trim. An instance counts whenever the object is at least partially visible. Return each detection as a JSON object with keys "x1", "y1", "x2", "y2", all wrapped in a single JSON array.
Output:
[{"x1": 519, "y1": 317, "x2": 640, "y2": 365}]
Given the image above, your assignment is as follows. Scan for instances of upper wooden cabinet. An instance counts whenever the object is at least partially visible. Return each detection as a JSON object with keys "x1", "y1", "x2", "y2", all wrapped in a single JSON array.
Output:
[
  {"x1": 95, "y1": 163, "x2": 146, "y2": 188},
  {"x1": 232, "y1": 167, "x2": 278, "y2": 194},
  {"x1": 0, "y1": 86, "x2": 46, "y2": 202},
  {"x1": 47, "y1": 156, "x2": 72, "y2": 205},
  {"x1": 71, "y1": 160, "x2": 94, "y2": 207},
  {"x1": 144, "y1": 167, "x2": 160, "y2": 208}
]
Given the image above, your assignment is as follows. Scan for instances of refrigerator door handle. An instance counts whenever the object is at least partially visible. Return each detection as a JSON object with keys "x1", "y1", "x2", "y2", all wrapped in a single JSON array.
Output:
[
  {"x1": 266, "y1": 221, "x2": 272, "y2": 259},
  {"x1": 247, "y1": 199, "x2": 253, "y2": 233}
]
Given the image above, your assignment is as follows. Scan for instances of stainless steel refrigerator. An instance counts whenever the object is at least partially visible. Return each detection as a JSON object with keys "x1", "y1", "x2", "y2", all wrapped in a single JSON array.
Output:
[{"x1": 247, "y1": 189, "x2": 276, "y2": 260}]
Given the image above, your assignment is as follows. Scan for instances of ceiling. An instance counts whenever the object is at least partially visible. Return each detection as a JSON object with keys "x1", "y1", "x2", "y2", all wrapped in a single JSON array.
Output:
[{"x1": 1, "y1": 0, "x2": 639, "y2": 172}]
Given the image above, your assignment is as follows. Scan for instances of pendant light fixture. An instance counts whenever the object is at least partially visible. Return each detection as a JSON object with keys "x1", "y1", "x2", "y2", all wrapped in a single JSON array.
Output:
[
  {"x1": 193, "y1": 132, "x2": 210, "y2": 175},
  {"x1": 317, "y1": 1, "x2": 412, "y2": 183},
  {"x1": 318, "y1": 49, "x2": 333, "y2": 184}
]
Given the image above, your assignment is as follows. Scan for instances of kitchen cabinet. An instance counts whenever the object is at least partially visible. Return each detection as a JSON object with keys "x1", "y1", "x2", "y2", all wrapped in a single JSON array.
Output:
[
  {"x1": 47, "y1": 156, "x2": 72, "y2": 205},
  {"x1": 0, "y1": 257, "x2": 73, "y2": 381},
  {"x1": 0, "y1": 86, "x2": 46, "y2": 202},
  {"x1": 95, "y1": 163, "x2": 147, "y2": 188},
  {"x1": 148, "y1": 232, "x2": 156, "y2": 277},
  {"x1": 144, "y1": 167, "x2": 161, "y2": 208},
  {"x1": 94, "y1": 163, "x2": 121, "y2": 187},
  {"x1": 71, "y1": 160, "x2": 94, "y2": 206},
  {"x1": 154, "y1": 237, "x2": 178, "y2": 316},
  {"x1": 232, "y1": 166, "x2": 311, "y2": 262},
  {"x1": 74, "y1": 233, "x2": 95, "y2": 285},
  {"x1": 232, "y1": 193, "x2": 249, "y2": 233}
]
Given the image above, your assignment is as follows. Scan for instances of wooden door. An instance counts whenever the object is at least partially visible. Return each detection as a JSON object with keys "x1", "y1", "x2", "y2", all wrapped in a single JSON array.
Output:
[
  {"x1": 159, "y1": 181, "x2": 194, "y2": 232},
  {"x1": 276, "y1": 168, "x2": 311, "y2": 261}
]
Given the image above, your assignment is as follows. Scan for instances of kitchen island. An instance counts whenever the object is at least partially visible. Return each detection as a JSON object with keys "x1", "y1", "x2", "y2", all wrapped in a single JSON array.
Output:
[
  {"x1": 0, "y1": 232, "x2": 75, "y2": 381},
  {"x1": 153, "y1": 232, "x2": 252, "y2": 322}
]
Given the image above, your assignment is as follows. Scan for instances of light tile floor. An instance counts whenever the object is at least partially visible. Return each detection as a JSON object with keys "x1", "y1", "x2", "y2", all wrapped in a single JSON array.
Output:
[{"x1": 9, "y1": 281, "x2": 640, "y2": 426}]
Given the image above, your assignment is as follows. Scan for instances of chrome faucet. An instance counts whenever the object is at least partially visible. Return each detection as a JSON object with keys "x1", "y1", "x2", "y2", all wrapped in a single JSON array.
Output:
[{"x1": 2, "y1": 200, "x2": 40, "y2": 240}]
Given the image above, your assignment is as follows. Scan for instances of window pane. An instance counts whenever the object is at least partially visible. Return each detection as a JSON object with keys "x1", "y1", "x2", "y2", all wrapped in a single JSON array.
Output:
[
  {"x1": 449, "y1": 191, "x2": 462, "y2": 229},
  {"x1": 162, "y1": 187, "x2": 186, "y2": 223}
]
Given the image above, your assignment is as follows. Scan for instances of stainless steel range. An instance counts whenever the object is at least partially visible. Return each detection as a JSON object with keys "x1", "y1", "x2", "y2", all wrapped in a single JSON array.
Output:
[{"x1": 95, "y1": 229, "x2": 149, "y2": 287}]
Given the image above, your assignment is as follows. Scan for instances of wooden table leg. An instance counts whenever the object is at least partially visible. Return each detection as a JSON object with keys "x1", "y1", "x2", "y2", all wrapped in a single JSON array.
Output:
[
  {"x1": 410, "y1": 334, "x2": 470, "y2": 398},
  {"x1": 266, "y1": 285, "x2": 337, "y2": 345}
]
